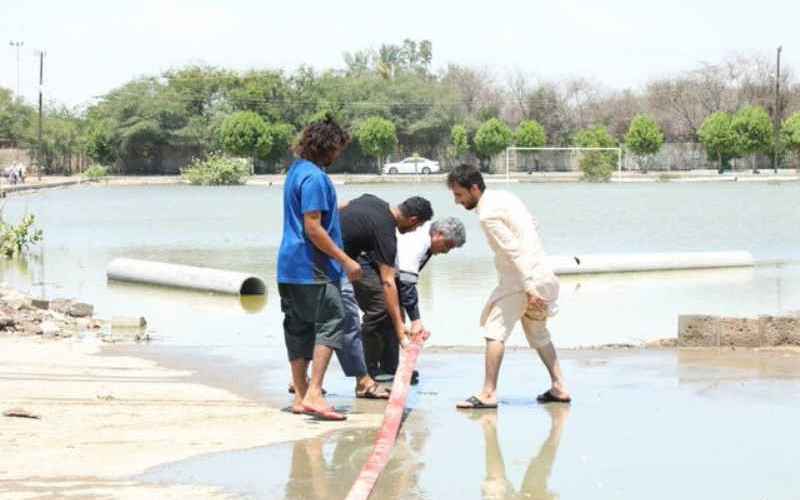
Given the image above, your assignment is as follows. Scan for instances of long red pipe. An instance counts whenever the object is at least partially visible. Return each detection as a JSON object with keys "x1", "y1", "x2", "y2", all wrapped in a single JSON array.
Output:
[{"x1": 344, "y1": 332, "x2": 428, "y2": 500}]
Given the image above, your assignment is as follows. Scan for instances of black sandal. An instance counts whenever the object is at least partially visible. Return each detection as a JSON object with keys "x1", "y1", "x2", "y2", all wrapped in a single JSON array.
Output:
[
  {"x1": 536, "y1": 390, "x2": 572, "y2": 404},
  {"x1": 356, "y1": 383, "x2": 390, "y2": 399},
  {"x1": 456, "y1": 395, "x2": 498, "y2": 409}
]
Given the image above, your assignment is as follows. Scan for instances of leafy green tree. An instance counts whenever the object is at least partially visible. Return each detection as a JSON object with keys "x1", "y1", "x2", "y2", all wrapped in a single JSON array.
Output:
[
  {"x1": 574, "y1": 126, "x2": 617, "y2": 182},
  {"x1": 731, "y1": 106, "x2": 773, "y2": 173},
  {"x1": 262, "y1": 122, "x2": 295, "y2": 172},
  {"x1": 450, "y1": 124, "x2": 469, "y2": 157},
  {"x1": 514, "y1": 120, "x2": 546, "y2": 148},
  {"x1": 781, "y1": 112, "x2": 800, "y2": 169},
  {"x1": 38, "y1": 106, "x2": 86, "y2": 175},
  {"x1": 0, "y1": 87, "x2": 34, "y2": 146},
  {"x1": 698, "y1": 112, "x2": 738, "y2": 173},
  {"x1": 624, "y1": 115, "x2": 664, "y2": 173},
  {"x1": 219, "y1": 111, "x2": 272, "y2": 172},
  {"x1": 474, "y1": 118, "x2": 512, "y2": 172},
  {"x1": 355, "y1": 117, "x2": 397, "y2": 173},
  {"x1": 85, "y1": 120, "x2": 117, "y2": 166},
  {"x1": 513, "y1": 120, "x2": 547, "y2": 173}
]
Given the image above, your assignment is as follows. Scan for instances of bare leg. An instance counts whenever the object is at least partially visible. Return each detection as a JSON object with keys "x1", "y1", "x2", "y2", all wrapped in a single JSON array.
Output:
[
  {"x1": 520, "y1": 404, "x2": 570, "y2": 495},
  {"x1": 458, "y1": 338, "x2": 505, "y2": 407},
  {"x1": 535, "y1": 341, "x2": 570, "y2": 399},
  {"x1": 302, "y1": 344, "x2": 335, "y2": 411},
  {"x1": 289, "y1": 358, "x2": 309, "y2": 412}
]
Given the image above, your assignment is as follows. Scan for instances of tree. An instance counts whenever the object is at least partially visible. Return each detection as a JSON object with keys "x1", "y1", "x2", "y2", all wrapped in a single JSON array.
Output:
[
  {"x1": 474, "y1": 118, "x2": 512, "y2": 172},
  {"x1": 85, "y1": 120, "x2": 117, "y2": 166},
  {"x1": 698, "y1": 112, "x2": 738, "y2": 173},
  {"x1": 355, "y1": 117, "x2": 397, "y2": 173},
  {"x1": 0, "y1": 87, "x2": 34, "y2": 146},
  {"x1": 514, "y1": 120, "x2": 546, "y2": 148},
  {"x1": 219, "y1": 111, "x2": 272, "y2": 172},
  {"x1": 513, "y1": 119, "x2": 547, "y2": 173},
  {"x1": 450, "y1": 124, "x2": 469, "y2": 157},
  {"x1": 781, "y1": 112, "x2": 800, "y2": 169},
  {"x1": 624, "y1": 115, "x2": 664, "y2": 173},
  {"x1": 731, "y1": 105, "x2": 773, "y2": 173},
  {"x1": 574, "y1": 126, "x2": 617, "y2": 182},
  {"x1": 263, "y1": 122, "x2": 295, "y2": 172}
]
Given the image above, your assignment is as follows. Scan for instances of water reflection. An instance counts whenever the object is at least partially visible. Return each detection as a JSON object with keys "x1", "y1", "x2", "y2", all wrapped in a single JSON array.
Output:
[
  {"x1": 107, "y1": 281, "x2": 267, "y2": 315},
  {"x1": 284, "y1": 424, "x2": 429, "y2": 500},
  {"x1": 470, "y1": 405, "x2": 568, "y2": 500}
]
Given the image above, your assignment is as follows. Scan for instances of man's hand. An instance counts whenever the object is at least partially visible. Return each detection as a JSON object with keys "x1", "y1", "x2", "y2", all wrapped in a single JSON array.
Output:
[
  {"x1": 398, "y1": 329, "x2": 411, "y2": 349},
  {"x1": 410, "y1": 319, "x2": 424, "y2": 336},
  {"x1": 343, "y1": 258, "x2": 362, "y2": 282},
  {"x1": 527, "y1": 291, "x2": 546, "y2": 309}
]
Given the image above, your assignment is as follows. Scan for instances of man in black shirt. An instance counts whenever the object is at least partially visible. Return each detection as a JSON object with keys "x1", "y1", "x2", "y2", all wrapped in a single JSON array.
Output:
[
  {"x1": 337, "y1": 194, "x2": 433, "y2": 398},
  {"x1": 358, "y1": 217, "x2": 466, "y2": 382}
]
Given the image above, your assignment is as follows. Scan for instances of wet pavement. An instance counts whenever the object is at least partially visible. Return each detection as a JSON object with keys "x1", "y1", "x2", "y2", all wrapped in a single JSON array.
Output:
[{"x1": 136, "y1": 348, "x2": 800, "y2": 499}]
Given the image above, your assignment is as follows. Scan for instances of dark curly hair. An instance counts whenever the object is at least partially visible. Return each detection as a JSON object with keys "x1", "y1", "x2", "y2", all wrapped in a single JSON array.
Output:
[{"x1": 294, "y1": 114, "x2": 351, "y2": 166}]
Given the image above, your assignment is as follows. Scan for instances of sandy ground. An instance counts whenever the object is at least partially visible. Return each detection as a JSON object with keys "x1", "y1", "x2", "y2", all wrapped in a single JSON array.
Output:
[{"x1": 0, "y1": 336, "x2": 380, "y2": 499}]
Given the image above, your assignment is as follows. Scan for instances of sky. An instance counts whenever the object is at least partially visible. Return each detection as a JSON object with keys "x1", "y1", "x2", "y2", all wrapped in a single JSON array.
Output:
[{"x1": 1, "y1": 0, "x2": 796, "y2": 108}]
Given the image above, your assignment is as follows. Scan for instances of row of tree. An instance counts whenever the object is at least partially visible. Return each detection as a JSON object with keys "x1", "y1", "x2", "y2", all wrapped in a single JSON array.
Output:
[{"x1": 1, "y1": 41, "x2": 799, "y2": 175}]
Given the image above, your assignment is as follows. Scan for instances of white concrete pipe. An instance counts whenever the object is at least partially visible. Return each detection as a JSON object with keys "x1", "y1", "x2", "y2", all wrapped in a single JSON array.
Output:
[
  {"x1": 107, "y1": 258, "x2": 266, "y2": 295},
  {"x1": 545, "y1": 251, "x2": 754, "y2": 275}
]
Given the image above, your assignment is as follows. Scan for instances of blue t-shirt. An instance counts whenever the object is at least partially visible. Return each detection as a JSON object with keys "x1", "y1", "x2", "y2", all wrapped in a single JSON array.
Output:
[{"x1": 277, "y1": 159, "x2": 343, "y2": 284}]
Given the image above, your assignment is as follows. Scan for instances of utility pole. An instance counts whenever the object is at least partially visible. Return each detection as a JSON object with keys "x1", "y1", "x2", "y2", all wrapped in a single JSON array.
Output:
[
  {"x1": 35, "y1": 50, "x2": 45, "y2": 180},
  {"x1": 773, "y1": 45, "x2": 782, "y2": 174},
  {"x1": 8, "y1": 40, "x2": 23, "y2": 98}
]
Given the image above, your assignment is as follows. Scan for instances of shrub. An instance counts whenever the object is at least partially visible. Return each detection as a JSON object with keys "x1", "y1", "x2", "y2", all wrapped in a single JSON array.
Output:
[
  {"x1": 698, "y1": 112, "x2": 738, "y2": 173},
  {"x1": 181, "y1": 153, "x2": 250, "y2": 185},
  {"x1": 474, "y1": 118, "x2": 512, "y2": 171},
  {"x1": 625, "y1": 115, "x2": 664, "y2": 173},
  {"x1": 83, "y1": 164, "x2": 109, "y2": 179},
  {"x1": 574, "y1": 126, "x2": 617, "y2": 182},
  {"x1": 0, "y1": 213, "x2": 43, "y2": 258}
]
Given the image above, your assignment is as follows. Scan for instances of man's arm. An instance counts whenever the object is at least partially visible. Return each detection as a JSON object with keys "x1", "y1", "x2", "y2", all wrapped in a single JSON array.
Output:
[
  {"x1": 378, "y1": 263, "x2": 410, "y2": 347},
  {"x1": 397, "y1": 277, "x2": 423, "y2": 334},
  {"x1": 303, "y1": 211, "x2": 362, "y2": 282}
]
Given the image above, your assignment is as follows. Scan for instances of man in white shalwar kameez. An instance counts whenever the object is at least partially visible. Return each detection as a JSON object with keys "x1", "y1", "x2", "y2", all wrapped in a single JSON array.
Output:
[{"x1": 447, "y1": 164, "x2": 571, "y2": 409}]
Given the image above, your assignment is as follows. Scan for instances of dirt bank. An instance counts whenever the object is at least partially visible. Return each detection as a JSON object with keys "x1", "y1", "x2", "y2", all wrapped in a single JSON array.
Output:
[{"x1": 0, "y1": 336, "x2": 379, "y2": 498}]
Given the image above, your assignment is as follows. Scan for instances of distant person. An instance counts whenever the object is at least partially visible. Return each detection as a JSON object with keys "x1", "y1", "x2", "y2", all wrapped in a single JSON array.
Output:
[
  {"x1": 338, "y1": 194, "x2": 433, "y2": 398},
  {"x1": 447, "y1": 164, "x2": 571, "y2": 409},
  {"x1": 357, "y1": 218, "x2": 466, "y2": 382},
  {"x1": 276, "y1": 115, "x2": 360, "y2": 421},
  {"x1": 18, "y1": 162, "x2": 26, "y2": 183}
]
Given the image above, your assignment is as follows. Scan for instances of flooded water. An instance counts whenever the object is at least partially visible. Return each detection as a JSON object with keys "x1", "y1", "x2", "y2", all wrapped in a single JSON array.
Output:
[
  {"x1": 3, "y1": 182, "x2": 800, "y2": 499},
  {"x1": 2, "y1": 182, "x2": 799, "y2": 352},
  {"x1": 137, "y1": 349, "x2": 800, "y2": 499}
]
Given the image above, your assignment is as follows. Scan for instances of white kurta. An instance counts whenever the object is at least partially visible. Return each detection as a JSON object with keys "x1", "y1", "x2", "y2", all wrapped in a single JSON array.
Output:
[{"x1": 476, "y1": 189, "x2": 560, "y2": 325}]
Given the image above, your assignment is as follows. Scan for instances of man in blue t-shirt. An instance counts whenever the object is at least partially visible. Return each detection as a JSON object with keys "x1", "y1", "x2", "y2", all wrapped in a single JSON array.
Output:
[{"x1": 276, "y1": 116, "x2": 361, "y2": 421}]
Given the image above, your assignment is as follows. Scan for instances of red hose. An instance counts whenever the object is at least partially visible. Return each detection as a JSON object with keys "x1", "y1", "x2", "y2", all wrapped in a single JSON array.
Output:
[{"x1": 344, "y1": 332, "x2": 428, "y2": 500}]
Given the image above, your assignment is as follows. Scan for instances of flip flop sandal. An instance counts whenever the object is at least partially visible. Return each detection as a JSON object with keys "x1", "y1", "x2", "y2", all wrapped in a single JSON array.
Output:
[
  {"x1": 536, "y1": 390, "x2": 572, "y2": 404},
  {"x1": 456, "y1": 395, "x2": 498, "y2": 409},
  {"x1": 301, "y1": 405, "x2": 346, "y2": 421},
  {"x1": 356, "y1": 383, "x2": 390, "y2": 399}
]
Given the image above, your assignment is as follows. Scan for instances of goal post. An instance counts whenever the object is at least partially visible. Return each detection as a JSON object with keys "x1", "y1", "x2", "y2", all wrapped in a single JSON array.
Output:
[{"x1": 504, "y1": 146, "x2": 623, "y2": 181}]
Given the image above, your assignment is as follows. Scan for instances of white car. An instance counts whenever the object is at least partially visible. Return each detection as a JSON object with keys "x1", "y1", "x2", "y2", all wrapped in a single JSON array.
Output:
[{"x1": 382, "y1": 157, "x2": 440, "y2": 175}]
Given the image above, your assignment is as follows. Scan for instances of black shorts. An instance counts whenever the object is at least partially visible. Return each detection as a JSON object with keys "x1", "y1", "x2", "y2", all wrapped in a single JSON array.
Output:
[{"x1": 278, "y1": 282, "x2": 344, "y2": 361}]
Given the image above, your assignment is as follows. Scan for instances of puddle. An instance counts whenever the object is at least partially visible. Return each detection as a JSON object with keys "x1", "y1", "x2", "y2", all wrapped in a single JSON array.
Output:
[{"x1": 136, "y1": 349, "x2": 800, "y2": 499}]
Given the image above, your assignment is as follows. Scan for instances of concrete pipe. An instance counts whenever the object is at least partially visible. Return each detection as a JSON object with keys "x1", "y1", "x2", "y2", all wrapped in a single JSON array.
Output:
[
  {"x1": 545, "y1": 251, "x2": 754, "y2": 275},
  {"x1": 107, "y1": 258, "x2": 266, "y2": 295}
]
